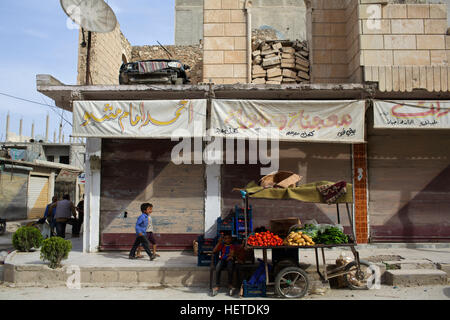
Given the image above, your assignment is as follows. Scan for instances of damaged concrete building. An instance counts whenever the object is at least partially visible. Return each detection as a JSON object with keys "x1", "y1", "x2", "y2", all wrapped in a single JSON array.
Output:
[{"x1": 38, "y1": 0, "x2": 450, "y2": 253}]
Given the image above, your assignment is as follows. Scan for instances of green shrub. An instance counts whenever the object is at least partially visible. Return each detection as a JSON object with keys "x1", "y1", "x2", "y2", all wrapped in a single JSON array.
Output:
[
  {"x1": 12, "y1": 226, "x2": 43, "y2": 252},
  {"x1": 40, "y1": 237, "x2": 72, "y2": 269}
]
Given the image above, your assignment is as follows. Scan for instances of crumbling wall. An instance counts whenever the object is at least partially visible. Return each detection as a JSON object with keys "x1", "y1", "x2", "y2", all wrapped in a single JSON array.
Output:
[
  {"x1": 77, "y1": 25, "x2": 132, "y2": 85},
  {"x1": 130, "y1": 44, "x2": 203, "y2": 84}
]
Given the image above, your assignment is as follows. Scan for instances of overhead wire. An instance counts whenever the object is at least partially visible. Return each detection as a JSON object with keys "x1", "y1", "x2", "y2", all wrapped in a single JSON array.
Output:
[{"x1": 0, "y1": 91, "x2": 73, "y2": 127}]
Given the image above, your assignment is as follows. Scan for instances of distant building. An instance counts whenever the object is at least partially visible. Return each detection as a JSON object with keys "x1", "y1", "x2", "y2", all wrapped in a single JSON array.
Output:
[{"x1": 1, "y1": 117, "x2": 86, "y2": 221}]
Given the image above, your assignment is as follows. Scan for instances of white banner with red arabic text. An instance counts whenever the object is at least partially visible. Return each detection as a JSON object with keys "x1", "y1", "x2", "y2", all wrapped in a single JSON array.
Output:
[
  {"x1": 374, "y1": 100, "x2": 450, "y2": 129},
  {"x1": 211, "y1": 100, "x2": 366, "y2": 143},
  {"x1": 72, "y1": 100, "x2": 206, "y2": 138}
]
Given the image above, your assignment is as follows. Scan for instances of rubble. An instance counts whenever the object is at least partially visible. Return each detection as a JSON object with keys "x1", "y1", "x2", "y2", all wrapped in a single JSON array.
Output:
[{"x1": 251, "y1": 40, "x2": 310, "y2": 85}]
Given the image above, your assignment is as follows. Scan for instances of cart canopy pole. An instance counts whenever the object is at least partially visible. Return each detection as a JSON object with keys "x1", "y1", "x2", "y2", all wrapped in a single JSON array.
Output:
[
  {"x1": 336, "y1": 204, "x2": 341, "y2": 225},
  {"x1": 345, "y1": 203, "x2": 356, "y2": 242}
]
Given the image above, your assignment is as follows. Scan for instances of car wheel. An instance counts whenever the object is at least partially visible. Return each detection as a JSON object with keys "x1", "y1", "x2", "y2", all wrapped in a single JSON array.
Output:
[{"x1": 119, "y1": 74, "x2": 129, "y2": 85}]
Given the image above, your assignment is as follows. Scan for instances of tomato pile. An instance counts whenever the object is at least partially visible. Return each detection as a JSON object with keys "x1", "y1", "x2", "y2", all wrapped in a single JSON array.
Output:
[{"x1": 247, "y1": 231, "x2": 283, "y2": 247}]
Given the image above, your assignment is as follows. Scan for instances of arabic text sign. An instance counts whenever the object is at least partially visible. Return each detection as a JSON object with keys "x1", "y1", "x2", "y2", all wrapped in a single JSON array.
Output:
[
  {"x1": 73, "y1": 100, "x2": 206, "y2": 138},
  {"x1": 374, "y1": 100, "x2": 450, "y2": 129},
  {"x1": 211, "y1": 100, "x2": 366, "y2": 143}
]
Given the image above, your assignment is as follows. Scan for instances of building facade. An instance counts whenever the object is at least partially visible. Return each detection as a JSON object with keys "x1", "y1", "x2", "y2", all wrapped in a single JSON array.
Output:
[{"x1": 38, "y1": 0, "x2": 450, "y2": 253}]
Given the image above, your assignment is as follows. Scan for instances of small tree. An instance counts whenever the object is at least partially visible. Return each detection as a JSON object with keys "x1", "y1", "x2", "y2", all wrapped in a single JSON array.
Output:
[
  {"x1": 12, "y1": 226, "x2": 43, "y2": 252},
  {"x1": 40, "y1": 237, "x2": 72, "y2": 269}
]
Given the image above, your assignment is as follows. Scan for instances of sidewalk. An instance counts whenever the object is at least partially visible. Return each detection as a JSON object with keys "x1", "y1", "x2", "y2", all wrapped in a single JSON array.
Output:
[{"x1": 2, "y1": 233, "x2": 450, "y2": 288}]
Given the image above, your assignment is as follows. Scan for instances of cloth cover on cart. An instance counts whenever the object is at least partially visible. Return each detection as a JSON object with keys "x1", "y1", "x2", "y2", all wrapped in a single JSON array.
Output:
[{"x1": 242, "y1": 181, "x2": 353, "y2": 203}]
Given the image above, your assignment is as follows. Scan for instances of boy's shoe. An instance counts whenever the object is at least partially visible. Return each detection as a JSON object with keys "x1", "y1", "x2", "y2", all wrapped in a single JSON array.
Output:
[
  {"x1": 129, "y1": 256, "x2": 137, "y2": 260},
  {"x1": 228, "y1": 288, "x2": 235, "y2": 296},
  {"x1": 149, "y1": 255, "x2": 156, "y2": 261},
  {"x1": 211, "y1": 288, "x2": 219, "y2": 297}
]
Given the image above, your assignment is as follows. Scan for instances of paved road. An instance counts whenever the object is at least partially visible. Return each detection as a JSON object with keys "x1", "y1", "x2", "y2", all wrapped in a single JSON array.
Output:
[{"x1": 0, "y1": 284, "x2": 449, "y2": 300}]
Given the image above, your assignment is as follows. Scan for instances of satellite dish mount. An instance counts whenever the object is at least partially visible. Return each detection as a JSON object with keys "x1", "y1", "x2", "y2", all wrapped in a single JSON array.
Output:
[{"x1": 60, "y1": 0, "x2": 118, "y2": 85}]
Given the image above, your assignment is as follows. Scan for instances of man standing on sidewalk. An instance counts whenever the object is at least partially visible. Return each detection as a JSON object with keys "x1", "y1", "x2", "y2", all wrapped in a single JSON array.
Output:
[
  {"x1": 50, "y1": 194, "x2": 77, "y2": 239},
  {"x1": 129, "y1": 203, "x2": 156, "y2": 261},
  {"x1": 72, "y1": 195, "x2": 84, "y2": 238}
]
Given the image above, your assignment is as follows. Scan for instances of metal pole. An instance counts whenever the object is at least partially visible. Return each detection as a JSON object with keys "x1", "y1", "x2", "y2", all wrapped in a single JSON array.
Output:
[
  {"x1": 336, "y1": 203, "x2": 341, "y2": 224},
  {"x1": 86, "y1": 31, "x2": 92, "y2": 85},
  {"x1": 244, "y1": 194, "x2": 248, "y2": 240},
  {"x1": 346, "y1": 203, "x2": 356, "y2": 242}
]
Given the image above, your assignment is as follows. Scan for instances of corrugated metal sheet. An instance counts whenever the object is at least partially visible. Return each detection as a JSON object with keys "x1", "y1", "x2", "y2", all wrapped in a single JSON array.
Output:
[
  {"x1": 221, "y1": 142, "x2": 353, "y2": 232},
  {"x1": 367, "y1": 119, "x2": 450, "y2": 241},
  {"x1": 27, "y1": 176, "x2": 49, "y2": 219},
  {"x1": 100, "y1": 139, "x2": 205, "y2": 249},
  {"x1": 365, "y1": 65, "x2": 450, "y2": 93}
]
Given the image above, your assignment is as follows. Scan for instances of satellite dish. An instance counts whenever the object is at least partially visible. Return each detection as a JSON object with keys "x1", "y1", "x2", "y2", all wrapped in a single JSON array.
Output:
[
  {"x1": 60, "y1": 0, "x2": 118, "y2": 85},
  {"x1": 60, "y1": 0, "x2": 118, "y2": 33}
]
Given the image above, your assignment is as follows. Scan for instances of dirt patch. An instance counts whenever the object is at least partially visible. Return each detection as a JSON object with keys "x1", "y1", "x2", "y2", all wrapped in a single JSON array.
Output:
[{"x1": 365, "y1": 255, "x2": 404, "y2": 263}]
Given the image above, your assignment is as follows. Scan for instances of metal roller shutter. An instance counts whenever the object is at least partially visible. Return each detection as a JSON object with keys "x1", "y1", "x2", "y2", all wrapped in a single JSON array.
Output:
[
  {"x1": 368, "y1": 129, "x2": 450, "y2": 242},
  {"x1": 28, "y1": 176, "x2": 49, "y2": 219}
]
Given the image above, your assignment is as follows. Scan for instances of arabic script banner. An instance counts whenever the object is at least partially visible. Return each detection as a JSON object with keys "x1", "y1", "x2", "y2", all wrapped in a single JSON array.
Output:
[
  {"x1": 211, "y1": 100, "x2": 366, "y2": 143},
  {"x1": 373, "y1": 100, "x2": 450, "y2": 129},
  {"x1": 73, "y1": 100, "x2": 206, "y2": 138}
]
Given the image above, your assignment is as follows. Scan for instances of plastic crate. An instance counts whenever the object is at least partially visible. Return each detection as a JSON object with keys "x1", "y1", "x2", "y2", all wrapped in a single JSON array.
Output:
[
  {"x1": 217, "y1": 216, "x2": 236, "y2": 237},
  {"x1": 197, "y1": 253, "x2": 213, "y2": 266},
  {"x1": 197, "y1": 235, "x2": 217, "y2": 253},
  {"x1": 235, "y1": 205, "x2": 253, "y2": 239},
  {"x1": 242, "y1": 280, "x2": 267, "y2": 297}
]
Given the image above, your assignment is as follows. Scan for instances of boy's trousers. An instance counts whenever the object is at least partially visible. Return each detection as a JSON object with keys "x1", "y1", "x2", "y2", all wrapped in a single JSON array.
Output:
[{"x1": 129, "y1": 235, "x2": 153, "y2": 258}]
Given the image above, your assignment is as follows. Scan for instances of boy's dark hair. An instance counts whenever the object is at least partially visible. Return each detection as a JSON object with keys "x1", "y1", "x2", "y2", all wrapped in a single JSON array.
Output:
[
  {"x1": 141, "y1": 203, "x2": 153, "y2": 212},
  {"x1": 63, "y1": 194, "x2": 70, "y2": 200}
]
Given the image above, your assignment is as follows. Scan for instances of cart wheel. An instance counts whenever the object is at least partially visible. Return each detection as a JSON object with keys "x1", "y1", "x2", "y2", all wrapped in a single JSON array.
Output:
[
  {"x1": 343, "y1": 260, "x2": 374, "y2": 290},
  {"x1": 275, "y1": 267, "x2": 309, "y2": 299}
]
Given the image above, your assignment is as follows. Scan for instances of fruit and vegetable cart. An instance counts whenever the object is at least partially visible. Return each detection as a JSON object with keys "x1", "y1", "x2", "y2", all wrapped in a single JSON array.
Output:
[{"x1": 234, "y1": 181, "x2": 374, "y2": 299}]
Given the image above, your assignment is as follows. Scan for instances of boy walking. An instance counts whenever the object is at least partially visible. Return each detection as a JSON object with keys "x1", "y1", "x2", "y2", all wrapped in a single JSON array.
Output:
[
  {"x1": 136, "y1": 205, "x2": 160, "y2": 258},
  {"x1": 129, "y1": 203, "x2": 156, "y2": 261}
]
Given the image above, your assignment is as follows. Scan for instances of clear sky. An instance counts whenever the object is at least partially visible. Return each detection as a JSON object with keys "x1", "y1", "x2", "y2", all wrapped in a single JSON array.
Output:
[{"x1": 0, "y1": 0, "x2": 175, "y2": 142}]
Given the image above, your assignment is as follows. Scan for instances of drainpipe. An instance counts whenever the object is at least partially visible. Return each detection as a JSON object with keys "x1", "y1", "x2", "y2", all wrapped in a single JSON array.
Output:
[{"x1": 244, "y1": 0, "x2": 253, "y2": 84}]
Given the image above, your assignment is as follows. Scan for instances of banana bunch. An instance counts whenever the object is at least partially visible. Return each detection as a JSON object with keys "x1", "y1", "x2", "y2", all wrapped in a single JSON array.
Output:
[{"x1": 284, "y1": 231, "x2": 315, "y2": 247}]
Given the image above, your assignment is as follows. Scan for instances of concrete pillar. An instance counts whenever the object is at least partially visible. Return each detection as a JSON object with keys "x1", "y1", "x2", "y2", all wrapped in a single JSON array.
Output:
[
  {"x1": 45, "y1": 115, "x2": 49, "y2": 142},
  {"x1": 204, "y1": 164, "x2": 221, "y2": 238},
  {"x1": 83, "y1": 138, "x2": 102, "y2": 253},
  {"x1": 49, "y1": 172, "x2": 55, "y2": 199},
  {"x1": 19, "y1": 118, "x2": 23, "y2": 142},
  {"x1": 31, "y1": 122, "x2": 35, "y2": 140},
  {"x1": 352, "y1": 143, "x2": 369, "y2": 244},
  {"x1": 5, "y1": 113, "x2": 10, "y2": 142}
]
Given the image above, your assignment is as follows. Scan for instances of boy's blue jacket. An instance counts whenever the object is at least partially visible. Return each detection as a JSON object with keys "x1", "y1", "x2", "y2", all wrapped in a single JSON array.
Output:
[{"x1": 135, "y1": 213, "x2": 148, "y2": 235}]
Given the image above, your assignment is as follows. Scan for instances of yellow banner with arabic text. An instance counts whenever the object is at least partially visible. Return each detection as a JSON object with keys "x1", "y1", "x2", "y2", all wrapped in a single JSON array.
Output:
[{"x1": 73, "y1": 100, "x2": 206, "y2": 138}]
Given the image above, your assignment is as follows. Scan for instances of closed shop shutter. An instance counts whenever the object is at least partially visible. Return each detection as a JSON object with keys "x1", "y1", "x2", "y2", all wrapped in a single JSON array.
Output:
[
  {"x1": 368, "y1": 129, "x2": 450, "y2": 242},
  {"x1": 100, "y1": 139, "x2": 205, "y2": 250},
  {"x1": 221, "y1": 142, "x2": 354, "y2": 233},
  {"x1": 28, "y1": 176, "x2": 49, "y2": 219}
]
